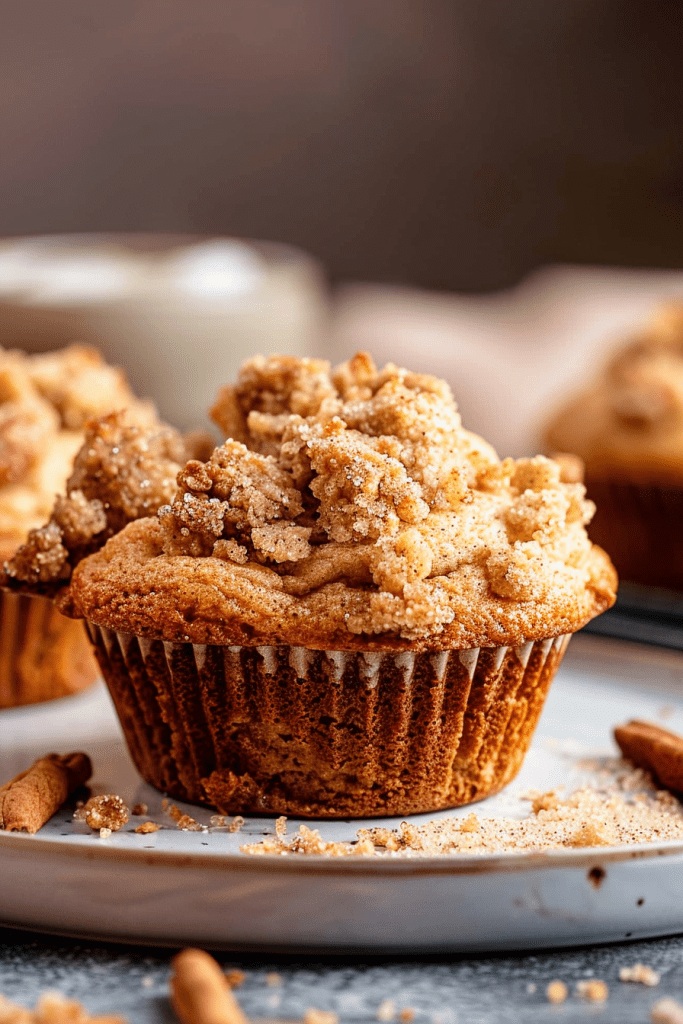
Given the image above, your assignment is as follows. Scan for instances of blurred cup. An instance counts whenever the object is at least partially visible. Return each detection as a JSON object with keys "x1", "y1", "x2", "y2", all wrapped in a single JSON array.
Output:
[{"x1": 0, "y1": 233, "x2": 328, "y2": 429}]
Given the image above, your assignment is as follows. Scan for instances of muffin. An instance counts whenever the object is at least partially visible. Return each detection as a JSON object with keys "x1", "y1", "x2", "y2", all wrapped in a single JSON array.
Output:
[
  {"x1": 544, "y1": 304, "x2": 683, "y2": 590},
  {"x1": 6, "y1": 353, "x2": 616, "y2": 815},
  {"x1": 0, "y1": 343, "x2": 160, "y2": 707}
]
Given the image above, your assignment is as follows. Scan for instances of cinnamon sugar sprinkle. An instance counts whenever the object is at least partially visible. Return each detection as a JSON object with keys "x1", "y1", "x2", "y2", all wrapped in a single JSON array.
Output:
[{"x1": 241, "y1": 761, "x2": 683, "y2": 857}]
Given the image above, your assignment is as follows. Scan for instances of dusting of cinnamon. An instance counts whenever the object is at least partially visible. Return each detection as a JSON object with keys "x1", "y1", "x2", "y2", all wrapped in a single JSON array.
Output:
[{"x1": 243, "y1": 761, "x2": 683, "y2": 857}]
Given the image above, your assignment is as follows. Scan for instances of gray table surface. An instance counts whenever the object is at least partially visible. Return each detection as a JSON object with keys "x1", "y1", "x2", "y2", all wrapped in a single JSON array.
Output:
[{"x1": 3, "y1": 927, "x2": 683, "y2": 1023}]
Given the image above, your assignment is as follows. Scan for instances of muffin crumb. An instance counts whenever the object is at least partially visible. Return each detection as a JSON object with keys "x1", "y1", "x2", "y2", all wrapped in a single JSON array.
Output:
[
  {"x1": 163, "y1": 800, "x2": 203, "y2": 832},
  {"x1": 620, "y1": 964, "x2": 660, "y2": 986},
  {"x1": 303, "y1": 1010, "x2": 338, "y2": 1024},
  {"x1": 134, "y1": 821, "x2": 160, "y2": 834},
  {"x1": 651, "y1": 997, "x2": 683, "y2": 1023},
  {"x1": 576, "y1": 979, "x2": 608, "y2": 1002},
  {"x1": 0, "y1": 990, "x2": 126, "y2": 1022},
  {"x1": 225, "y1": 969, "x2": 246, "y2": 989},
  {"x1": 546, "y1": 981, "x2": 568, "y2": 1004},
  {"x1": 75, "y1": 794, "x2": 129, "y2": 832}
]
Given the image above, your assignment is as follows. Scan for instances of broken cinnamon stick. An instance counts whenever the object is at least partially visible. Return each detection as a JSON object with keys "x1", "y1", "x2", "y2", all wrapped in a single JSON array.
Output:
[
  {"x1": 0, "y1": 752, "x2": 92, "y2": 833},
  {"x1": 170, "y1": 948, "x2": 250, "y2": 1024},
  {"x1": 614, "y1": 720, "x2": 683, "y2": 793}
]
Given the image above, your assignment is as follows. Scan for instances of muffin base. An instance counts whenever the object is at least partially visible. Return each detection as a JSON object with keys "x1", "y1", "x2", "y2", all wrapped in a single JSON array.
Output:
[
  {"x1": 587, "y1": 480, "x2": 683, "y2": 591},
  {"x1": 0, "y1": 593, "x2": 98, "y2": 708},
  {"x1": 86, "y1": 626, "x2": 571, "y2": 818}
]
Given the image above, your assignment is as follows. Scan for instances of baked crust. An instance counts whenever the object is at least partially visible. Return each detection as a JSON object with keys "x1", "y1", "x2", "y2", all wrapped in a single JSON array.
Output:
[{"x1": 71, "y1": 518, "x2": 615, "y2": 648}]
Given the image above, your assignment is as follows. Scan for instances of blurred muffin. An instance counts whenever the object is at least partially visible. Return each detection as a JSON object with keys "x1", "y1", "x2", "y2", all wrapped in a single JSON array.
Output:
[
  {"x1": 0, "y1": 344, "x2": 158, "y2": 707},
  {"x1": 545, "y1": 304, "x2": 683, "y2": 590},
  {"x1": 6, "y1": 353, "x2": 616, "y2": 815}
]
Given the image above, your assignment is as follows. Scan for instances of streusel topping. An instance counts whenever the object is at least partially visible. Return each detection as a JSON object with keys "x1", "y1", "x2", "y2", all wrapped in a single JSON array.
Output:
[
  {"x1": 0, "y1": 344, "x2": 157, "y2": 557},
  {"x1": 5, "y1": 411, "x2": 186, "y2": 592},
  {"x1": 62, "y1": 353, "x2": 615, "y2": 646},
  {"x1": 545, "y1": 304, "x2": 683, "y2": 483}
]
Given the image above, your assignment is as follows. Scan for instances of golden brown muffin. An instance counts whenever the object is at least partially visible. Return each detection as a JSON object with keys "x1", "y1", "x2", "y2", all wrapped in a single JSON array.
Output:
[
  {"x1": 0, "y1": 344, "x2": 160, "y2": 707},
  {"x1": 8, "y1": 353, "x2": 616, "y2": 814},
  {"x1": 545, "y1": 304, "x2": 683, "y2": 590}
]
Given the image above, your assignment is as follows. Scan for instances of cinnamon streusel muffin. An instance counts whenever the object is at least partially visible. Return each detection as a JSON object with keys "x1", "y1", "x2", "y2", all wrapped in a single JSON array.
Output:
[
  {"x1": 545, "y1": 304, "x2": 683, "y2": 590},
  {"x1": 0, "y1": 344, "x2": 163, "y2": 707},
  {"x1": 6, "y1": 353, "x2": 616, "y2": 814}
]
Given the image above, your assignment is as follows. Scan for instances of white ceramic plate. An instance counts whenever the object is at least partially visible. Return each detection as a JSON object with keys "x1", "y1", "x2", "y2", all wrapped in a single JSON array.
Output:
[{"x1": 1, "y1": 635, "x2": 682, "y2": 953}]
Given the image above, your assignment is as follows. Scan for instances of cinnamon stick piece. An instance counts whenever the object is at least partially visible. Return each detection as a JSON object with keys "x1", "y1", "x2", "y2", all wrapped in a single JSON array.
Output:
[
  {"x1": 170, "y1": 948, "x2": 250, "y2": 1024},
  {"x1": 614, "y1": 720, "x2": 683, "y2": 793},
  {"x1": 0, "y1": 752, "x2": 92, "y2": 833}
]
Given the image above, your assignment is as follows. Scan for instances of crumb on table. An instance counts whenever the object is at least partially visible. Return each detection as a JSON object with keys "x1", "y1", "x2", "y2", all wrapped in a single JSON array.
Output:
[
  {"x1": 546, "y1": 981, "x2": 568, "y2": 1004},
  {"x1": 620, "y1": 964, "x2": 660, "y2": 987}
]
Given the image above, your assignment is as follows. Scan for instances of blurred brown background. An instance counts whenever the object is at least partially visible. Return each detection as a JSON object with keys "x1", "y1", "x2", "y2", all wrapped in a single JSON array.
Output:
[{"x1": 3, "y1": 0, "x2": 683, "y2": 291}]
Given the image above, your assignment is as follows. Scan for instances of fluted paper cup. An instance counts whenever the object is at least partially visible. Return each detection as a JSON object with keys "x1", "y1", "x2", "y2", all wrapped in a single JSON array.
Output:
[
  {"x1": 85, "y1": 625, "x2": 572, "y2": 818},
  {"x1": 0, "y1": 593, "x2": 97, "y2": 708}
]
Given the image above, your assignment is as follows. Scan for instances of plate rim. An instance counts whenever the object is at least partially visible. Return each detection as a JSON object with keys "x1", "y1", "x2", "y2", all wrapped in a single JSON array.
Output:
[{"x1": 3, "y1": 828, "x2": 683, "y2": 876}]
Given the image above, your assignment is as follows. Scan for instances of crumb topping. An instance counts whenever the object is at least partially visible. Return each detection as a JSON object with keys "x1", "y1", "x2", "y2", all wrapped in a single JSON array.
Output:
[
  {"x1": 0, "y1": 344, "x2": 156, "y2": 557},
  {"x1": 545, "y1": 304, "x2": 683, "y2": 483},
  {"x1": 65, "y1": 353, "x2": 616, "y2": 645},
  {"x1": 5, "y1": 411, "x2": 185, "y2": 593}
]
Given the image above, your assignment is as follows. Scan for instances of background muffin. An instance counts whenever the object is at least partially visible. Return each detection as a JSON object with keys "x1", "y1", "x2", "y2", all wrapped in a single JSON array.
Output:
[
  {"x1": 0, "y1": 344, "x2": 158, "y2": 707},
  {"x1": 7, "y1": 353, "x2": 616, "y2": 814},
  {"x1": 544, "y1": 305, "x2": 683, "y2": 591}
]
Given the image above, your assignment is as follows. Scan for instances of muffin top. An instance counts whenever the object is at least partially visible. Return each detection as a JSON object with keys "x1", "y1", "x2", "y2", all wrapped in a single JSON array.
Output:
[
  {"x1": 7, "y1": 352, "x2": 616, "y2": 648},
  {"x1": 0, "y1": 344, "x2": 158, "y2": 559},
  {"x1": 545, "y1": 304, "x2": 683, "y2": 484}
]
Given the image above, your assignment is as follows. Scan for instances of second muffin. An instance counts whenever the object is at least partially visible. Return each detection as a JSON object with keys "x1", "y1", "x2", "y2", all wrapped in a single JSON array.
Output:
[
  {"x1": 545, "y1": 305, "x2": 683, "y2": 591},
  {"x1": 0, "y1": 343, "x2": 159, "y2": 707}
]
